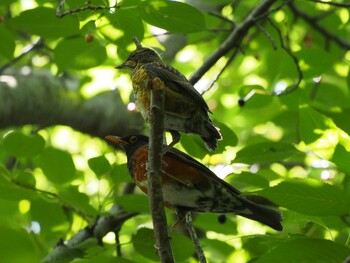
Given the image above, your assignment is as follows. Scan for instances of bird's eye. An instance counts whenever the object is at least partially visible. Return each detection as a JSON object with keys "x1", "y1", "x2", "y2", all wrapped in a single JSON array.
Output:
[{"x1": 130, "y1": 136, "x2": 137, "y2": 143}]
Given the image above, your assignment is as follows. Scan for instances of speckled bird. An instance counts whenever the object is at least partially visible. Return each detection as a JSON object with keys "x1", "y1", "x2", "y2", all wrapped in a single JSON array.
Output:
[
  {"x1": 116, "y1": 46, "x2": 222, "y2": 151},
  {"x1": 106, "y1": 135, "x2": 283, "y2": 231}
]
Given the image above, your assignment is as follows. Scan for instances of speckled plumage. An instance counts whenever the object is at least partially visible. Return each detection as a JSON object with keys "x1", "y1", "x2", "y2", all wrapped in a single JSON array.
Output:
[
  {"x1": 106, "y1": 135, "x2": 283, "y2": 231},
  {"x1": 116, "y1": 47, "x2": 222, "y2": 151}
]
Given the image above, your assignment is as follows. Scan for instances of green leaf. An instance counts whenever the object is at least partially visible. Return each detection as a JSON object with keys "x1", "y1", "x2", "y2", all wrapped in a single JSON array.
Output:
[
  {"x1": 14, "y1": 171, "x2": 36, "y2": 188},
  {"x1": 107, "y1": 7, "x2": 144, "y2": 45},
  {"x1": 299, "y1": 105, "x2": 330, "y2": 144},
  {"x1": 110, "y1": 164, "x2": 134, "y2": 184},
  {"x1": 3, "y1": 131, "x2": 45, "y2": 158},
  {"x1": 10, "y1": 7, "x2": 79, "y2": 38},
  {"x1": 132, "y1": 228, "x2": 158, "y2": 261},
  {"x1": 139, "y1": 0, "x2": 206, "y2": 33},
  {"x1": 0, "y1": 24, "x2": 15, "y2": 59},
  {"x1": 331, "y1": 144, "x2": 350, "y2": 175},
  {"x1": 0, "y1": 225, "x2": 41, "y2": 263},
  {"x1": 194, "y1": 213, "x2": 237, "y2": 235},
  {"x1": 0, "y1": 175, "x2": 37, "y2": 201},
  {"x1": 88, "y1": 155, "x2": 111, "y2": 177},
  {"x1": 233, "y1": 142, "x2": 300, "y2": 164},
  {"x1": 171, "y1": 232, "x2": 195, "y2": 262},
  {"x1": 215, "y1": 121, "x2": 238, "y2": 152},
  {"x1": 59, "y1": 186, "x2": 97, "y2": 215},
  {"x1": 115, "y1": 194, "x2": 149, "y2": 213},
  {"x1": 258, "y1": 179, "x2": 350, "y2": 216},
  {"x1": 54, "y1": 37, "x2": 107, "y2": 70},
  {"x1": 132, "y1": 228, "x2": 194, "y2": 262},
  {"x1": 200, "y1": 238, "x2": 235, "y2": 262},
  {"x1": 39, "y1": 147, "x2": 76, "y2": 184},
  {"x1": 180, "y1": 133, "x2": 207, "y2": 159},
  {"x1": 255, "y1": 238, "x2": 350, "y2": 263},
  {"x1": 226, "y1": 172, "x2": 270, "y2": 189},
  {"x1": 30, "y1": 198, "x2": 68, "y2": 233},
  {"x1": 296, "y1": 48, "x2": 338, "y2": 78}
]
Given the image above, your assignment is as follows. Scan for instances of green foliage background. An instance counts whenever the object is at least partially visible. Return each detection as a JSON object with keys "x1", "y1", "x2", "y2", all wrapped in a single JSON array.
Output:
[{"x1": 0, "y1": 0, "x2": 350, "y2": 262}]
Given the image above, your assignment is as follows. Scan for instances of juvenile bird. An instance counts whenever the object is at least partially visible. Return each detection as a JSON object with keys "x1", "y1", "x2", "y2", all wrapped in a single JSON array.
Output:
[
  {"x1": 116, "y1": 46, "x2": 222, "y2": 151},
  {"x1": 106, "y1": 135, "x2": 283, "y2": 231}
]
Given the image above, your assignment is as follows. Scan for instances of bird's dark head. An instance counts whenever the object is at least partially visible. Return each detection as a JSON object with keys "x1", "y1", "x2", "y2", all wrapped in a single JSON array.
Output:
[
  {"x1": 116, "y1": 47, "x2": 162, "y2": 70},
  {"x1": 105, "y1": 135, "x2": 149, "y2": 157}
]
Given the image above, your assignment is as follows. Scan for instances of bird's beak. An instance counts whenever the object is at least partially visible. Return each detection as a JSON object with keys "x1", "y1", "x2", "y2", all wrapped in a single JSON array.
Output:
[
  {"x1": 105, "y1": 135, "x2": 127, "y2": 149},
  {"x1": 115, "y1": 59, "x2": 135, "y2": 70},
  {"x1": 115, "y1": 62, "x2": 126, "y2": 69}
]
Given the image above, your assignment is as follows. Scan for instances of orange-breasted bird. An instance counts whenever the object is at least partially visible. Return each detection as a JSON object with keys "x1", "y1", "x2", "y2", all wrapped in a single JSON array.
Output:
[
  {"x1": 116, "y1": 46, "x2": 222, "y2": 151},
  {"x1": 106, "y1": 135, "x2": 283, "y2": 231}
]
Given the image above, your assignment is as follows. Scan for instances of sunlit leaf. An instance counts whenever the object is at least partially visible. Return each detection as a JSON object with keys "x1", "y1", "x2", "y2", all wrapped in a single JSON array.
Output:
[
  {"x1": 299, "y1": 105, "x2": 330, "y2": 144},
  {"x1": 255, "y1": 238, "x2": 350, "y2": 263},
  {"x1": 139, "y1": 0, "x2": 206, "y2": 33},
  {"x1": 54, "y1": 37, "x2": 107, "y2": 70},
  {"x1": 258, "y1": 179, "x2": 350, "y2": 216},
  {"x1": 9, "y1": 7, "x2": 79, "y2": 38},
  {"x1": 233, "y1": 142, "x2": 300, "y2": 164}
]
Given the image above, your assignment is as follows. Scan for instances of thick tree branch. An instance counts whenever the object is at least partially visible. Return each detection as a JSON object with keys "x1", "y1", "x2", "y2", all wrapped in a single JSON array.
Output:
[
  {"x1": 189, "y1": 0, "x2": 276, "y2": 85},
  {"x1": 0, "y1": 70, "x2": 144, "y2": 137},
  {"x1": 147, "y1": 80, "x2": 175, "y2": 262},
  {"x1": 42, "y1": 208, "x2": 137, "y2": 263},
  {"x1": 289, "y1": 2, "x2": 350, "y2": 50}
]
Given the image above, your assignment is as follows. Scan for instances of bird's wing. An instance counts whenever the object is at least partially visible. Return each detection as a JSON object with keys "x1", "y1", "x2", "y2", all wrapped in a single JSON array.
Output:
[
  {"x1": 143, "y1": 62, "x2": 211, "y2": 113},
  {"x1": 166, "y1": 147, "x2": 242, "y2": 195}
]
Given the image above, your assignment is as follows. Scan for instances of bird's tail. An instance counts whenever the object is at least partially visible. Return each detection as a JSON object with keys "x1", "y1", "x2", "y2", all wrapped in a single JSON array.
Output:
[
  {"x1": 202, "y1": 124, "x2": 222, "y2": 151},
  {"x1": 238, "y1": 195, "x2": 283, "y2": 231}
]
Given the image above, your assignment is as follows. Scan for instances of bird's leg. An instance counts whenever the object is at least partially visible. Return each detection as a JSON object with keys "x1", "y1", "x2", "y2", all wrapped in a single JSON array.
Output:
[
  {"x1": 161, "y1": 130, "x2": 181, "y2": 155},
  {"x1": 184, "y1": 212, "x2": 207, "y2": 263},
  {"x1": 168, "y1": 209, "x2": 187, "y2": 234}
]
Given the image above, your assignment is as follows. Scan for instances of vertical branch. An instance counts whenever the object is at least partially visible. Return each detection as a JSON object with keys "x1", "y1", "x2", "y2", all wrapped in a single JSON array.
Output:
[{"x1": 148, "y1": 79, "x2": 175, "y2": 262}]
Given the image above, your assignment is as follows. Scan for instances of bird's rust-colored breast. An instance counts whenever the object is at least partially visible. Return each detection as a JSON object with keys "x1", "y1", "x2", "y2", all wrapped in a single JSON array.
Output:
[{"x1": 131, "y1": 146, "x2": 213, "y2": 199}]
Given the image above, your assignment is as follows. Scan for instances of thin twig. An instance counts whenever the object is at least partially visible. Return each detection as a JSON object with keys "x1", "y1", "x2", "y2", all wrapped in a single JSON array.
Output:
[
  {"x1": 148, "y1": 80, "x2": 175, "y2": 262},
  {"x1": 288, "y1": 2, "x2": 350, "y2": 50},
  {"x1": 267, "y1": 18, "x2": 303, "y2": 96},
  {"x1": 201, "y1": 49, "x2": 239, "y2": 95},
  {"x1": 256, "y1": 22, "x2": 277, "y2": 50},
  {"x1": 56, "y1": 0, "x2": 118, "y2": 18},
  {"x1": 189, "y1": 0, "x2": 277, "y2": 85}
]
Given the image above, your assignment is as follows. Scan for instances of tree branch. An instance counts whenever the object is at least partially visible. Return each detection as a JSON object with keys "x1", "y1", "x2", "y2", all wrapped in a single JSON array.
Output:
[
  {"x1": 189, "y1": 0, "x2": 276, "y2": 85},
  {"x1": 148, "y1": 79, "x2": 175, "y2": 262},
  {"x1": 56, "y1": 0, "x2": 119, "y2": 18},
  {"x1": 0, "y1": 70, "x2": 144, "y2": 138},
  {"x1": 288, "y1": 2, "x2": 350, "y2": 50}
]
